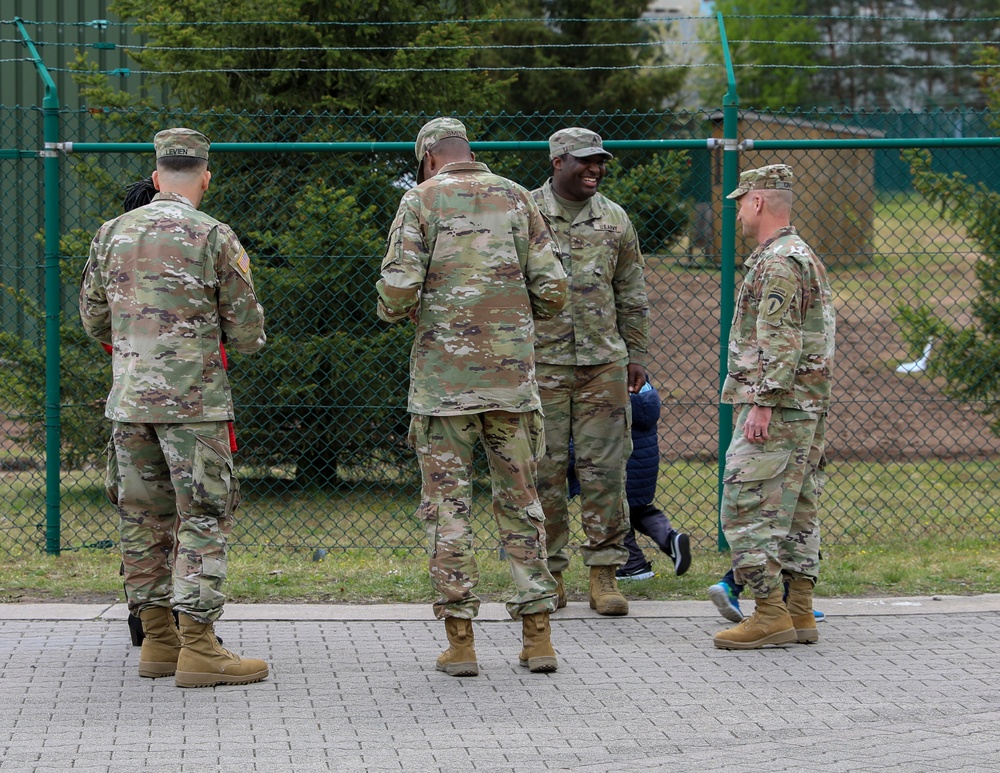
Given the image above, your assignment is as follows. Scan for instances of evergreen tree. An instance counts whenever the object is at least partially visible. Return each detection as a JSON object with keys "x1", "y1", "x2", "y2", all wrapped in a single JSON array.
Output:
[{"x1": 897, "y1": 46, "x2": 1000, "y2": 435}]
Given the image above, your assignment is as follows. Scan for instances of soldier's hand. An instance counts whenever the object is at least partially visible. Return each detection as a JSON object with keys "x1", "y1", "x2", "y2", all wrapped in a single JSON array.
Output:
[
  {"x1": 744, "y1": 405, "x2": 772, "y2": 444},
  {"x1": 627, "y1": 364, "x2": 646, "y2": 394}
]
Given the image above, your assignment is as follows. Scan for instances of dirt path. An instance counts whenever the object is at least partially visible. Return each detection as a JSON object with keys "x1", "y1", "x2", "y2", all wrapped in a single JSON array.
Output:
[{"x1": 645, "y1": 262, "x2": 1000, "y2": 463}]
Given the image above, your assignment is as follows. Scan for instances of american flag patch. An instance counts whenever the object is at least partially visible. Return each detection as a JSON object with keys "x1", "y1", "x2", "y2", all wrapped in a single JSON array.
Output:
[{"x1": 236, "y1": 249, "x2": 250, "y2": 274}]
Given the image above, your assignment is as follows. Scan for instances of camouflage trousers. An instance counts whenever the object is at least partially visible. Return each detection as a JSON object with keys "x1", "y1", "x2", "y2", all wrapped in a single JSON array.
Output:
[
  {"x1": 535, "y1": 361, "x2": 631, "y2": 573},
  {"x1": 408, "y1": 410, "x2": 558, "y2": 621},
  {"x1": 106, "y1": 421, "x2": 240, "y2": 623},
  {"x1": 721, "y1": 406, "x2": 827, "y2": 598}
]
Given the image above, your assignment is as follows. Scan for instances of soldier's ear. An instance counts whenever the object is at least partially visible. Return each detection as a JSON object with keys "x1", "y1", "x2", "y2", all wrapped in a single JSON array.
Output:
[
  {"x1": 151, "y1": 170, "x2": 161, "y2": 191},
  {"x1": 202, "y1": 170, "x2": 212, "y2": 192}
]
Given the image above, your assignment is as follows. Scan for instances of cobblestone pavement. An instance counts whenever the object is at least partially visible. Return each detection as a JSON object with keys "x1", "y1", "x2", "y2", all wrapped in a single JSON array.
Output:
[{"x1": 1, "y1": 597, "x2": 999, "y2": 773}]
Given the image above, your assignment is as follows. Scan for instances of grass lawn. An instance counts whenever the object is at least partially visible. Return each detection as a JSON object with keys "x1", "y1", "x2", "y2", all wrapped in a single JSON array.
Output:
[
  {"x1": 1, "y1": 535, "x2": 998, "y2": 606},
  {"x1": 1, "y1": 456, "x2": 997, "y2": 605}
]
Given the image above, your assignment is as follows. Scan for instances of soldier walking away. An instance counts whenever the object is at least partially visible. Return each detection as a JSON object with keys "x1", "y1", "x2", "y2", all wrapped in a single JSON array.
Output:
[
  {"x1": 377, "y1": 118, "x2": 568, "y2": 676},
  {"x1": 713, "y1": 164, "x2": 836, "y2": 650},
  {"x1": 530, "y1": 128, "x2": 651, "y2": 616},
  {"x1": 79, "y1": 128, "x2": 269, "y2": 686}
]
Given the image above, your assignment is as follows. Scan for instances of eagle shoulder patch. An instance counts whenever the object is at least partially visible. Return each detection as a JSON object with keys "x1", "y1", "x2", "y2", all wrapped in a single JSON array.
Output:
[{"x1": 760, "y1": 279, "x2": 796, "y2": 325}]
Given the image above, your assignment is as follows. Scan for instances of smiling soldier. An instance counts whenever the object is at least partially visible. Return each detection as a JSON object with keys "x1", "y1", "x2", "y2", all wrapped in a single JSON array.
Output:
[{"x1": 530, "y1": 127, "x2": 650, "y2": 617}]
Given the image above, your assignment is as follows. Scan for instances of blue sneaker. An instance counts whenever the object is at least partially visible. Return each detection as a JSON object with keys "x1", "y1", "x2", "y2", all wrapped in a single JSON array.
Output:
[
  {"x1": 708, "y1": 581, "x2": 744, "y2": 623},
  {"x1": 814, "y1": 609, "x2": 826, "y2": 622}
]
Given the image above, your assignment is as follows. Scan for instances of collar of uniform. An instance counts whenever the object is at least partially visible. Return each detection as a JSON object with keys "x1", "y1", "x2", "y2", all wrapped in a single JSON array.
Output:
[
  {"x1": 436, "y1": 160, "x2": 490, "y2": 175},
  {"x1": 745, "y1": 225, "x2": 798, "y2": 268},
  {"x1": 152, "y1": 191, "x2": 195, "y2": 208},
  {"x1": 539, "y1": 178, "x2": 605, "y2": 222}
]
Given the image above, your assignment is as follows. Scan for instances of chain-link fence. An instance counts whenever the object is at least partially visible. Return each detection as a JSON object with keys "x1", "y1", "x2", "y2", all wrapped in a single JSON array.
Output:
[{"x1": 1, "y1": 104, "x2": 998, "y2": 556}]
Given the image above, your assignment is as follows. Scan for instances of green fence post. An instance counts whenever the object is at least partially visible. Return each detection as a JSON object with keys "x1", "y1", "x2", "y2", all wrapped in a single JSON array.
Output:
[
  {"x1": 716, "y1": 11, "x2": 739, "y2": 552},
  {"x1": 16, "y1": 18, "x2": 62, "y2": 555}
]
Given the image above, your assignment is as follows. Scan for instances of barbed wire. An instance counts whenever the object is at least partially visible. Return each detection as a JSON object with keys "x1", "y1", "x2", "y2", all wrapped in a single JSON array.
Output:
[
  {"x1": 4, "y1": 15, "x2": 1000, "y2": 27},
  {"x1": 5, "y1": 38, "x2": 999, "y2": 53},
  {"x1": 6, "y1": 16, "x2": 703, "y2": 28},
  {"x1": 5, "y1": 15, "x2": 997, "y2": 78},
  {"x1": 40, "y1": 62, "x2": 996, "y2": 77}
]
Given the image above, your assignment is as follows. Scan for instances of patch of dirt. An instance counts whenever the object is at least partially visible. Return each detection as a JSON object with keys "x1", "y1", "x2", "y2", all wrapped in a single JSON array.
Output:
[
  {"x1": 645, "y1": 260, "x2": 1000, "y2": 463},
  {"x1": 0, "y1": 590, "x2": 121, "y2": 604}
]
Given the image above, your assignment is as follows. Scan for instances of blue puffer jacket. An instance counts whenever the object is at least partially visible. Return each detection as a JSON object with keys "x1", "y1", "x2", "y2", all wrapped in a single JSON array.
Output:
[
  {"x1": 567, "y1": 382, "x2": 661, "y2": 508},
  {"x1": 625, "y1": 382, "x2": 661, "y2": 509}
]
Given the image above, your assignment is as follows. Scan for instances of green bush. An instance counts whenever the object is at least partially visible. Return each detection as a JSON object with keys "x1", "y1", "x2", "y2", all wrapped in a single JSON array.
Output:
[{"x1": 897, "y1": 146, "x2": 1000, "y2": 434}]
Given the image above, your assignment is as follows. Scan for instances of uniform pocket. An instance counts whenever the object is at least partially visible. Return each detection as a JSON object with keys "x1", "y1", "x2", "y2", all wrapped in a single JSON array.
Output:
[
  {"x1": 723, "y1": 448, "x2": 792, "y2": 484},
  {"x1": 103, "y1": 437, "x2": 119, "y2": 506},
  {"x1": 193, "y1": 434, "x2": 241, "y2": 517},
  {"x1": 527, "y1": 410, "x2": 546, "y2": 459},
  {"x1": 408, "y1": 413, "x2": 430, "y2": 453}
]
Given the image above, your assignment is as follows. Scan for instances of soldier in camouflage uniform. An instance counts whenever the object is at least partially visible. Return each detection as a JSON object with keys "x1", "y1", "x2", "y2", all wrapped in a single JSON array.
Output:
[
  {"x1": 377, "y1": 118, "x2": 568, "y2": 676},
  {"x1": 530, "y1": 128, "x2": 650, "y2": 617},
  {"x1": 713, "y1": 164, "x2": 836, "y2": 650},
  {"x1": 79, "y1": 128, "x2": 270, "y2": 687}
]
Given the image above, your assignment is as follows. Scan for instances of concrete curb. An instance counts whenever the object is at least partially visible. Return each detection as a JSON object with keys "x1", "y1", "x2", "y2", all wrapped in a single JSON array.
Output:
[{"x1": 2, "y1": 593, "x2": 998, "y2": 621}]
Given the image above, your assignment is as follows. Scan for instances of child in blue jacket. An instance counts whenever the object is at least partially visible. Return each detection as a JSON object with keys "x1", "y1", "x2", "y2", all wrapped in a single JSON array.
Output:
[{"x1": 569, "y1": 379, "x2": 691, "y2": 580}]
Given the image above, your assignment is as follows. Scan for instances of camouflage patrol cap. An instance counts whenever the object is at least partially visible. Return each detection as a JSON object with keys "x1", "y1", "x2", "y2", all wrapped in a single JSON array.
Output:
[
  {"x1": 726, "y1": 164, "x2": 794, "y2": 199},
  {"x1": 548, "y1": 127, "x2": 613, "y2": 161},
  {"x1": 153, "y1": 128, "x2": 211, "y2": 161},
  {"x1": 414, "y1": 117, "x2": 469, "y2": 164}
]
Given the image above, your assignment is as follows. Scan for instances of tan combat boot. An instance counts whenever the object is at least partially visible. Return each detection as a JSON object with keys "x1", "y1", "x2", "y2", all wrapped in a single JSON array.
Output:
[
  {"x1": 435, "y1": 617, "x2": 479, "y2": 677},
  {"x1": 137, "y1": 606, "x2": 181, "y2": 679},
  {"x1": 175, "y1": 613, "x2": 270, "y2": 688},
  {"x1": 589, "y1": 565, "x2": 629, "y2": 616},
  {"x1": 552, "y1": 571, "x2": 567, "y2": 609},
  {"x1": 785, "y1": 572, "x2": 819, "y2": 644},
  {"x1": 714, "y1": 585, "x2": 797, "y2": 650},
  {"x1": 518, "y1": 612, "x2": 557, "y2": 673}
]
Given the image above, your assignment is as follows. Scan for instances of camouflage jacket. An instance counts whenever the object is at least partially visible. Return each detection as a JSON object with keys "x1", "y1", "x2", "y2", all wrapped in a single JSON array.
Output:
[
  {"x1": 376, "y1": 161, "x2": 567, "y2": 416},
  {"x1": 722, "y1": 226, "x2": 835, "y2": 413},
  {"x1": 79, "y1": 192, "x2": 266, "y2": 423},
  {"x1": 530, "y1": 181, "x2": 650, "y2": 367}
]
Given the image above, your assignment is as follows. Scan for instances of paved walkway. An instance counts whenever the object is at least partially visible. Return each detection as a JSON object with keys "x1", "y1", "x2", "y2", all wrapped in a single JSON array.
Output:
[{"x1": 1, "y1": 595, "x2": 999, "y2": 773}]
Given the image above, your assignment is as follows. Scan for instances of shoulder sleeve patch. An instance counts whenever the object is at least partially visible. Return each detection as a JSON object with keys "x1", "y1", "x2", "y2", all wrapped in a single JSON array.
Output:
[
  {"x1": 228, "y1": 238, "x2": 253, "y2": 287},
  {"x1": 760, "y1": 278, "x2": 797, "y2": 325}
]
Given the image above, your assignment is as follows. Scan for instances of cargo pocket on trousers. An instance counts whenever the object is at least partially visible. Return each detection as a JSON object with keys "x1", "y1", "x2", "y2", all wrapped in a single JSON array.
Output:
[
  {"x1": 193, "y1": 434, "x2": 241, "y2": 518},
  {"x1": 723, "y1": 448, "x2": 792, "y2": 485},
  {"x1": 199, "y1": 555, "x2": 227, "y2": 609},
  {"x1": 527, "y1": 410, "x2": 546, "y2": 460},
  {"x1": 103, "y1": 438, "x2": 119, "y2": 506},
  {"x1": 419, "y1": 501, "x2": 440, "y2": 558},
  {"x1": 408, "y1": 414, "x2": 431, "y2": 454}
]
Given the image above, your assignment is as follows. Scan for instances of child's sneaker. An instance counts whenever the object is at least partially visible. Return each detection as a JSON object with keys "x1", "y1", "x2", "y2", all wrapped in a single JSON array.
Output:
[
  {"x1": 616, "y1": 562, "x2": 655, "y2": 581},
  {"x1": 669, "y1": 532, "x2": 691, "y2": 576},
  {"x1": 814, "y1": 609, "x2": 826, "y2": 622},
  {"x1": 708, "y1": 581, "x2": 744, "y2": 623}
]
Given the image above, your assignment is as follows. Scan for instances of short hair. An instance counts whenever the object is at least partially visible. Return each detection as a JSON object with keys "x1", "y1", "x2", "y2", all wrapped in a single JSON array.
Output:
[
  {"x1": 428, "y1": 135, "x2": 471, "y2": 159},
  {"x1": 761, "y1": 188, "x2": 794, "y2": 216},
  {"x1": 156, "y1": 155, "x2": 209, "y2": 174}
]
